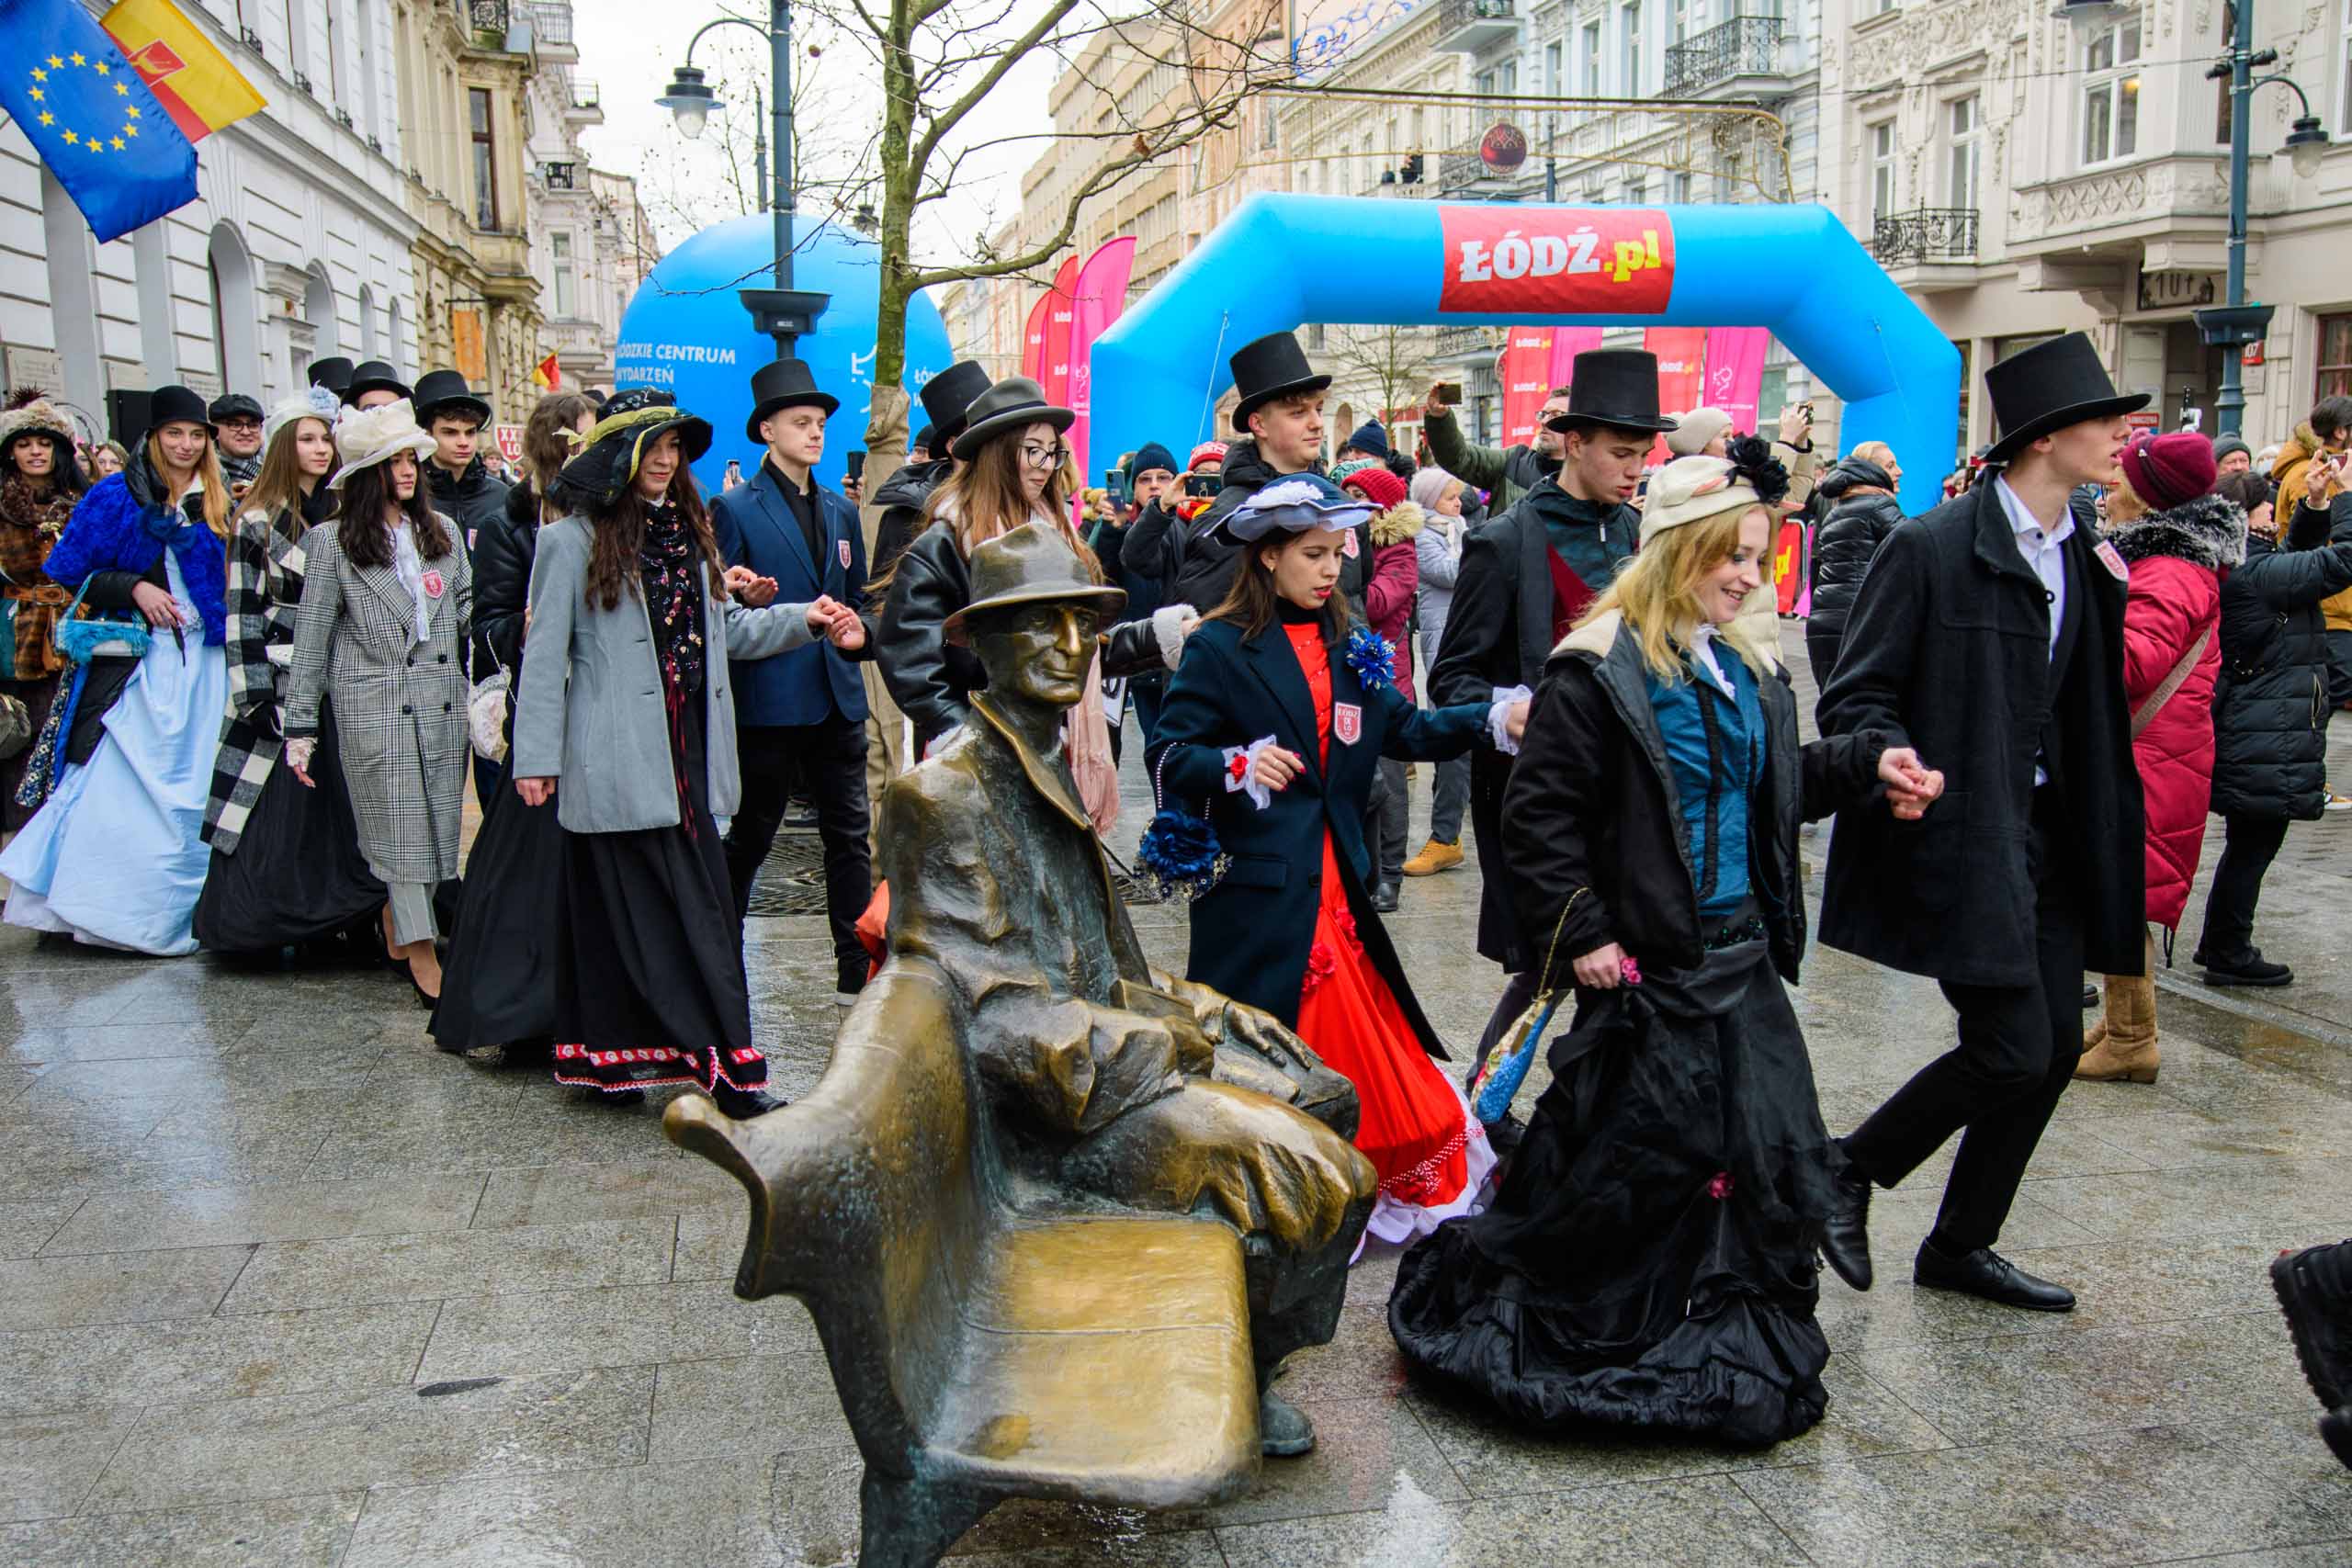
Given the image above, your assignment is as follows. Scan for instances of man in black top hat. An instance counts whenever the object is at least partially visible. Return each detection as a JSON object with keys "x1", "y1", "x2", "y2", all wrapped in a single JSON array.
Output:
[
  {"x1": 307, "y1": 356, "x2": 356, "y2": 399},
  {"x1": 712, "y1": 357, "x2": 877, "y2": 1003},
  {"x1": 1815, "y1": 330, "x2": 2147, "y2": 1312},
  {"x1": 1163, "y1": 330, "x2": 1335, "y2": 614},
  {"x1": 345, "y1": 359, "x2": 412, "y2": 411},
  {"x1": 1428, "y1": 347, "x2": 1674, "y2": 1136},
  {"x1": 209, "y1": 392, "x2": 266, "y2": 492}
]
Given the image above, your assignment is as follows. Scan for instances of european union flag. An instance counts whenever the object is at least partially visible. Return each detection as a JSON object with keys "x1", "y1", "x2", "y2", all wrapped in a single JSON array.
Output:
[{"x1": 0, "y1": 0, "x2": 198, "y2": 243}]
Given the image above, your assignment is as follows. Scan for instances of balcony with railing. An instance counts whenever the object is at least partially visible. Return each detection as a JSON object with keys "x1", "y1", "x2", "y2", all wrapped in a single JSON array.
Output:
[
  {"x1": 1662, "y1": 15, "x2": 1785, "y2": 98},
  {"x1": 1432, "y1": 0, "x2": 1519, "y2": 55},
  {"x1": 1872, "y1": 208, "x2": 1979, "y2": 265},
  {"x1": 529, "y1": 0, "x2": 573, "y2": 44},
  {"x1": 1438, "y1": 151, "x2": 1527, "y2": 198},
  {"x1": 1434, "y1": 323, "x2": 1499, "y2": 363}
]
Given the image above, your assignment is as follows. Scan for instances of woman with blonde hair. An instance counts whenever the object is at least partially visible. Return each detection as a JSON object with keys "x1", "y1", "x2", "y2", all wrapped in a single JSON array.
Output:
[
  {"x1": 876, "y1": 375, "x2": 1193, "y2": 828},
  {"x1": 194, "y1": 390, "x2": 385, "y2": 957},
  {"x1": 1391, "y1": 438, "x2": 1941, "y2": 1446},
  {"x1": 1, "y1": 386, "x2": 234, "y2": 953}
]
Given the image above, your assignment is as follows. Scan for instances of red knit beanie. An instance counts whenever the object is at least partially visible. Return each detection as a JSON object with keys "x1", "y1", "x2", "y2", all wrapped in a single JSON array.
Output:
[
  {"x1": 2119, "y1": 432, "x2": 2219, "y2": 512},
  {"x1": 1341, "y1": 465, "x2": 1408, "y2": 510}
]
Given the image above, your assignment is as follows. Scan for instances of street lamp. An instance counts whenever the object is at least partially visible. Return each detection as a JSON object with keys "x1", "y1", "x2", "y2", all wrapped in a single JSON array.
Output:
[
  {"x1": 653, "y1": 7, "x2": 829, "y2": 361},
  {"x1": 2174, "y1": 0, "x2": 2334, "y2": 437}
]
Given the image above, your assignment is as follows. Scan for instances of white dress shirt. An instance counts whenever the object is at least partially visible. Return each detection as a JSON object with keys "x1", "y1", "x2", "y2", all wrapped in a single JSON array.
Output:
[{"x1": 1993, "y1": 476, "x2": 2072, "y2": 784}]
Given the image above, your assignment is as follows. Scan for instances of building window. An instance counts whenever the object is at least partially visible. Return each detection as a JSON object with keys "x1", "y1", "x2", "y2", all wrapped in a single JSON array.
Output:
[
  {"x1": 2319, "y1": 313, "x2": 2352, "y2": 400},
  {"x1": 1673, "y1": 0, "x2": 1701, "y2": 44},
  {"x1": 1621, "y1": 1, "x2": 1643, "y2": 95},
  {"x1": 1870, "y1": 120, "x2": 1897, "y2": 220},
  {"x1": 1669, "y1": 170, "x2": 1691, "y2": 202},
  {"x1": 1947, "y1": 95, "x2": 1981, "y2": 209},
  {"x1": 2341, "y1": 0, "x2": 2352, "y2": 134},
  {"x1": 2080, "y1": 12, "x2": 2142, "y2": 165},
  {"x1": 552, "y1": 231, "x2": 575, "y2": 316},
  {"x1": 1582, "y1": 20, "x2": 1600, "y2": 95},
  {"x1": 1624, "y1": 175, "x2": 1646, "y2": 205},
  {"x1": 469, "y1": 85, "x2": 498, "y2": 229},
  {"x1": 1545, "y1": 39, "x2": 1563, "y2": 94}
]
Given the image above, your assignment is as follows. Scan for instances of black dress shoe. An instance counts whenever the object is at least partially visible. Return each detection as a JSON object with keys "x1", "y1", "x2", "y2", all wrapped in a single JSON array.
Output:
[
  {"x1": 2080, "y1": 983, "x2": 2098, "y2": 1009},
  {"x1": 1915, "y1": 1241, "x2": 2075, "y2": 1312},
  {"x1": 2199, "y1": 947, "x2": 2293, "y2": 987},
  {"x1": 2271, "y1": 1240, "x2": 2352, "y2": 1408},
  {"x1": 1372, "y1": 882, "x2": 1400, "y2": 914},
  {"x1": 713, "y1": 1084, "x2": 787, "y2": 1118},
  {"x1": 1821, "y1": 1155, "x2": 1874, "y2": 1292}
]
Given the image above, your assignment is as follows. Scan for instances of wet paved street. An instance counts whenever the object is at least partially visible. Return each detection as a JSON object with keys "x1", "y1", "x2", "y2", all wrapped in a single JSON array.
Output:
[{"x1": 2, "y1": 625, "x2": 2349, "y2": 1565}]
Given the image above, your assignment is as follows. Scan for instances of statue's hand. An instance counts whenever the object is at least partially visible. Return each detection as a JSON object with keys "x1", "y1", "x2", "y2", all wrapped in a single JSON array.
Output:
[{"x1": 1220, "y1": 1000, "x2": 1316, "y2": 1076}]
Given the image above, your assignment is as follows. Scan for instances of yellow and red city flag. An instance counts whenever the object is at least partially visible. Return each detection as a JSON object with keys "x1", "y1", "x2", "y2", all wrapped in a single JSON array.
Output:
[
  {"x1": 100, "y1": 0, "x2": 264, "y2": 143},
  {"x1": 532, "y1": 353, "x2": 560, "y2": 390}
]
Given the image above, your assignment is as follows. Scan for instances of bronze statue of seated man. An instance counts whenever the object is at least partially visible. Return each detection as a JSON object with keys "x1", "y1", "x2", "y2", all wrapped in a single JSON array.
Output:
[{"x1": 876, "y1": 522, "x2": 1376, "y2": 1456}]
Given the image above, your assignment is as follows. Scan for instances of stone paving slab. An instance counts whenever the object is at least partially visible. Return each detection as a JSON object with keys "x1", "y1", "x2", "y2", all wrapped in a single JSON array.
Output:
[{"x1": 0, "y1": 638, "x2": 2346, "y2": 1563}]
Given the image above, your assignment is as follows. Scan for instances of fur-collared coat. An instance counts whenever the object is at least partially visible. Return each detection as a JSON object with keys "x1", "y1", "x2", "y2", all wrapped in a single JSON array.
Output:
[{"x1": 2103, "y1": 494, "x2": 2245, "y2": 929}]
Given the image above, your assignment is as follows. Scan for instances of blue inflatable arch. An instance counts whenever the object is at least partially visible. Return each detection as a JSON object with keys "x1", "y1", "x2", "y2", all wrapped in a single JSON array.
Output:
[{"x1": 1090, "y1": 196, "x2": 1959, "y2": 515}]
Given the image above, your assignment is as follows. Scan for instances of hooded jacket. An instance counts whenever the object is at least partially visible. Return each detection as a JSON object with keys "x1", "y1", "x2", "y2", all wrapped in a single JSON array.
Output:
[
  {"x1": 1363, "y1": 501, "x2": 1424, "y2": 701},
  {"x1": 427, "y1": 455, "x2": 513, "y2": 549},
  {"x1": 1807, "y1": 483, "x2": 1904, "y2": 648},
  {"x1": 2211, "y1": 495, "x2": 2352, "y2": 820},
  {"x1": 2273, "y1": 423, "x2": 2352, "y2": 635},
  {"x1": 2104, "y1": 494, "x2": 2244, "y2": 928}
]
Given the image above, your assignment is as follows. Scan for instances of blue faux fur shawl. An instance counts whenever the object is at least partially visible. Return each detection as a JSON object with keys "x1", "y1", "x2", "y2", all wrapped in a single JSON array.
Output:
[{"x1": 42, "y1": 473, "x2": 228, "y2": 645}]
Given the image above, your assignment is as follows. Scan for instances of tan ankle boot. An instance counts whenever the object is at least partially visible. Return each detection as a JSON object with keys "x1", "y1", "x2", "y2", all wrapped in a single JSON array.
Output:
[
  {"x1": 1402, "y1": 838, "x2": 1464, "y2": 876},
  {"x1": 2075, "y1": 933, "x2": 2158, "y2": 1083}
]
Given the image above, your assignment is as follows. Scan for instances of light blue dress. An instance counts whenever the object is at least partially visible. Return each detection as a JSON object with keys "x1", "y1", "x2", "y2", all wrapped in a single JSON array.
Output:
[{"x1": 1, "y1": 553, "x2": 231, "y2": 955}]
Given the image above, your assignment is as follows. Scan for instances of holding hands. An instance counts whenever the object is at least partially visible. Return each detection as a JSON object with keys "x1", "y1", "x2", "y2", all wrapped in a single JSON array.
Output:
[
  {"x1": 1877, "y1": 747, "x2": 1945, "y2": 820},
  {"x1": 804, "y1": 594, "x2": 866, "y2": 650}
]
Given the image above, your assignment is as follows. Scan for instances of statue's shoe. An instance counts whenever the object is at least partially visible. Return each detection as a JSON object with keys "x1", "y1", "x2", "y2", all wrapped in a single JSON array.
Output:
[{"x1": 1261, "y1": 1386, "x2": 1316, "y2": 1458}]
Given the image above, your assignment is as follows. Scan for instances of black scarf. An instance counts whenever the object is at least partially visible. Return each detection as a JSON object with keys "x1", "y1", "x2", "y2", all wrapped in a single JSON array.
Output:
[{"x1": 639, "y1": 499, "x2": 706, "y2": 697}]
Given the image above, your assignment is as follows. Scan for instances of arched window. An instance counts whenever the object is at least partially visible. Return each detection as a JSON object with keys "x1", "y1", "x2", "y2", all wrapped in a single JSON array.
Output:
[
  {"x1": 208, "y1": 223, "x2": 262, "y2": 398},
  {"x1": 386, "y1": 296, "x2": 405, "y2": 378},
  {"x1": 359, "y1": 284, "x2": 378, "y2": 359},
  {"x1": 305, "y1": 265, "x2": 339, "y2": 359}
]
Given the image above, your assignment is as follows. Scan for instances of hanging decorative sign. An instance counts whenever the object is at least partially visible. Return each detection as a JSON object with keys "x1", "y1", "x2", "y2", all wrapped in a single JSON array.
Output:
[{"x1": 1437, "y1": 207, "x2": 1677, "y2": 315}]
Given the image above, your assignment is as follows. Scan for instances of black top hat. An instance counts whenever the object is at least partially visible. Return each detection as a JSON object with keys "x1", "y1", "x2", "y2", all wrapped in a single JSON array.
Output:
[
  {"x1": 920, "y1": 359, "x2": 993, "y2": 446},
  {"x1": 307, "y1": 356, "x2": 355, "y2": 394},
  {"x1": 555, "y1": 389, "x2": 714, "y2": 510},
  {"x1": 1543, "y1": 350, "x2": 1679, "y2": 435},
  {"x1": 1228, "y1": 331, "x2": 1332, "y2": 434},
  {"x1": 148, "y1": 385, "x2": 212, "y2": 433},
  {"x1": 951, "y1": 376, "x2": 1075, "y2": 463},
  {"x1": 744, "y1": 357, "x2": 840, "y2": 444},
  {"x1": 1982, "y1": 332, "x2": 2150, "y2": 465},
  {"x1": 344, "y1": 360, "x2": 413, "y2": 406},
  {"x1": 941, "y1": 521, "x2": 1126, "y2": 645},
  {"x1": 412, "y1": 369, "x2": 493, "y2": 427},
  {"x1": 208, "y1": 393, "x2": 265, "y2": 424}
]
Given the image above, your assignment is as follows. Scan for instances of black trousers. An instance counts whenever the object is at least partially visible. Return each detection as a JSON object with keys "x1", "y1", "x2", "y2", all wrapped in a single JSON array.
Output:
[
  {"x1": 1843, "y1": 792, "x2": 2083, "y2": 1256},
  {"x1": 723, "y1": 715, "x2": 871, "y2": 978},
  {"x1": 2195, "y1": 812, "x2": 2290, "y2": 964}
]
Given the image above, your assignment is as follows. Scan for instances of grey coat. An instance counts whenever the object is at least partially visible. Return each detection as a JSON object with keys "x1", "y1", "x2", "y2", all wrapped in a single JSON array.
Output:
[
  {"x1": 511, "y1": 514, "x2": 818, "y2": 835},
  {"x1": 283, "y1": 515, "x2": 473, "y2": 883}
]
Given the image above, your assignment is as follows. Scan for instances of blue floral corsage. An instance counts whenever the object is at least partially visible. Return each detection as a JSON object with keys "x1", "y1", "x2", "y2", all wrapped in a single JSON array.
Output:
[
  {"x1": 1345, "y1": 626, "x2": 1396, "y2": 693},
  {"x1": 1136, "y1": 747, "x2": 1229, "y2": 901}
]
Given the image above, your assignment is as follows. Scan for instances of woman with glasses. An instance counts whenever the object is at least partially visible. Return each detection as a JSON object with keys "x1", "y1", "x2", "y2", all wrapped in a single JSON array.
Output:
[{"x1": 875, "y1": 377, "x2": 1196, "y2": 829}]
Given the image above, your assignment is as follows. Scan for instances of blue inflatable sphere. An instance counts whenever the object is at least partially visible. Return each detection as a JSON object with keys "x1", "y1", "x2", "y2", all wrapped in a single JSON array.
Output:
[{"x1": 615, "y1": 217, "x2": 953, "y2": 494}]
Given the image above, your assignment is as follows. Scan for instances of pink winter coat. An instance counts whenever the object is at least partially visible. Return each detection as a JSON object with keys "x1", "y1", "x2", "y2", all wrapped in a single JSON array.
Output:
[
  {"x1": 1361, "y1": 502, "x2": 1424, "y2": 701},
  {"x1": 2108, "y1": 496, "x2": 2245, "y2": 929}
]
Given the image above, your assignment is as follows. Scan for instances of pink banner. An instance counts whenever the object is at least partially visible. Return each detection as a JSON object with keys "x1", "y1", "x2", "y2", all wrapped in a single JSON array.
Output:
[
  {"x1": 1067, "y1": 236, "x2": 1136, "y2": 486},
  {"x1": 1702, "y1": 326, "x2": 1770, "y2": 439},
  {"x1": 1038, "y1": 254, "x2": 1081, "y2": 412},
  {"x1": 1020, "y1": 291, "x2": 1051, "y2": 384},
  {"x1": 1497, "y1": 326, "x2": 1555, "y2": 450},
  {"x1": 1545, "y1": 326, "x2": 1603, "y2": 393},
  {"x1": 1644, "y1": 326, "x2": 1708, "y2": 466}
]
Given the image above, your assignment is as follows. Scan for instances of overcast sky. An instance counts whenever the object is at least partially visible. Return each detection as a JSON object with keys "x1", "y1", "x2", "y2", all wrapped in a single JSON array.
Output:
[{"x1": 571, "y1": 0, "x2": 1066, "y2": 263}]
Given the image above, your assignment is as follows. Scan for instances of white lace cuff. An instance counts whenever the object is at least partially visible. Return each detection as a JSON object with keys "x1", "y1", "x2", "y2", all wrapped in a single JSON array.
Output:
[
  {"x1": 1151, "y1": 604, "x2": 1199, "y2": 671},
  {"x1": 1488, "y1": 685, "x2": 1532, "y2": 756},
  {"x1": 284, "y1": 737, "x2": 317, "y2": 773},
  {"x1": 1220, "y1": 734, "x2": 1279, "y2": 811}
]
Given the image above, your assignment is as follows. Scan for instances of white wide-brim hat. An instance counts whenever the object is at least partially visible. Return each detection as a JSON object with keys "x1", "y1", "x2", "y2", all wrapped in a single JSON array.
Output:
[
  {"x1": 327, "y1": 397, "x2": 437, "y2": 490},
  {"x1": 265, "y1": 387, "x2": 342, "y2": 450}
]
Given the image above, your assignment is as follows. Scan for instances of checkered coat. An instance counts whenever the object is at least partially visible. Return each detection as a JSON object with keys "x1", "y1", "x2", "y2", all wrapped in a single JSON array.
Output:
[
  {"x1": 283, "y1": 514, "x2": 472, "y2": 883},
  {"x1": 201, "y1": 504, "x2": 309, "y2": 854}
]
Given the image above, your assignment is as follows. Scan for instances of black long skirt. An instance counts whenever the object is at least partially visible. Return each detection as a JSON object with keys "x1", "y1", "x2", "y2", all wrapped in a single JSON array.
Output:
[
  {"x1": 1388, "y1": 939, "x2": 1837, "y2": 1449},
  {"x1": 550, "y1": 697, "x2": 765, "y2": 1096},
  {"x1": 192, "y1": 704, "x2": 385, "y2": 954},
  {"x1": 3, "y1": 673, "x2": 60, "y2": 832},
  {"x1": 430, "y1": 752, "x2": 567, "y2": 1054}
]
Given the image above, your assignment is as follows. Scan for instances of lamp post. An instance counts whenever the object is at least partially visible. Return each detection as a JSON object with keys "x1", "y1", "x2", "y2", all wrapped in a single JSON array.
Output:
[
  {"x1": 2183, "y1": 0, "x2": 2330, "y2": 437},
  {"x1": 655, "y1": 3, "x2": 829, "y2": 361}
]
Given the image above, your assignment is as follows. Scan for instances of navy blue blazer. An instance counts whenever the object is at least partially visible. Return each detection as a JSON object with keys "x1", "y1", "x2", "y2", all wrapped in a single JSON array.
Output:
[
  {"x1": 1148, "y1": 615, "x2": 1487, "y2": 1053},
  {"x1": 710, "y1": 458, "x2": 869, "y2": 727}
]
